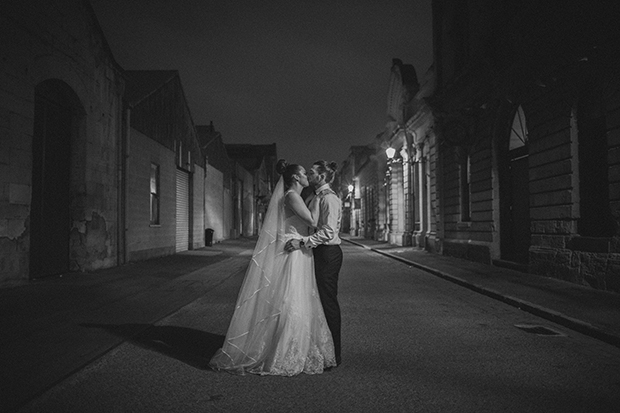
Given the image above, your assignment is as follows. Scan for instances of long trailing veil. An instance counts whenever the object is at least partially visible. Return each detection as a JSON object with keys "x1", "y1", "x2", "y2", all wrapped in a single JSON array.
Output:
[{"x1": 210, "y1": 177, "x2": 289, "y2": 373}]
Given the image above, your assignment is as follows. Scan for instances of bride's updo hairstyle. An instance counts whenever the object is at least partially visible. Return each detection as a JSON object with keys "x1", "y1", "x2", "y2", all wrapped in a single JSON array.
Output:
[
  {"x1": 276, "y1": 158, "x2": 303, "y2": 189},
  {"x1": 312, "y1": 160, "x2": 338, "y2": 185}
]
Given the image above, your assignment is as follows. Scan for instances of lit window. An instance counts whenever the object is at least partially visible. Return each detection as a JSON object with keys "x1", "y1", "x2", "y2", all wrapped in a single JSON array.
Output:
[
  {"x1": 150, "y1": 163, "x2": 160, "y2": 225},
  {"x1": 509, "y1": 106, "x2": 528, "y2": 151}
]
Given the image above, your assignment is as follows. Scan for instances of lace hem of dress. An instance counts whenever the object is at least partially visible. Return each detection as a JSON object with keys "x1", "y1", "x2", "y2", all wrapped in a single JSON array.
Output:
[
  {"x1": 211, "y1": 332, "x2": 337, "y2": 376},
  {"x1": 248, "y1": 336, "x2": 337, "y2": 376}
]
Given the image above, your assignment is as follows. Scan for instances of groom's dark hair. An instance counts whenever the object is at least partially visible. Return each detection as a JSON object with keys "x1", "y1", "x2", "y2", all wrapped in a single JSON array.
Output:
[{"x1": 313, "y1": 160, "x2": 338, "y2": 184}]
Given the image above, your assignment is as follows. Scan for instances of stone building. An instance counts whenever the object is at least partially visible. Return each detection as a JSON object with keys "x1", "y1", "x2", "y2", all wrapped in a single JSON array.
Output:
[
  {"x1": 0, "y1": 0, "x2": 260, "y2": 286},
  {"x1": 430, "y1": 0, "x2": 620, "y2": 291},
  {"x1": 344, "y1": 1, "x2": 619, "y2": 293},
  {"x1": 0, "y1": 0, "x2": 125, "y2": 283},
  {"x1": 383, "y1": 60, "x2": 439, "y2": 251},
  {"x1": 343, "y1": 59, "x2": 438, "y2": 250}
]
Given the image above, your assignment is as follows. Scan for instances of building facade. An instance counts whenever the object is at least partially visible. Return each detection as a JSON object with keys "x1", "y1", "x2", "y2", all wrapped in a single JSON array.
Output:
[
  {"x1": 124, "y1": 70, "x2": 206, "y2": 261},
  {"x1": 226, "y1": 144, "x2": 278, "y2": 237},
  {"x1": 430, "y1": 0, "x2": 620, "y2": 291},
  {"x1": 197, "y1": 122, "x2": 234, "y2": 244},
  {"x1": 1, "y1": 0, "x2": 126, "y2": 283},
  {"x1": 345, "y1": 1, "x2": 619, "y2": 293},
  {"x1": 383, "y1": 60, "x2": 439, "y2": 251},
  {"x1": 0, "y1": 0, "x2": 266, "y2": 286}
]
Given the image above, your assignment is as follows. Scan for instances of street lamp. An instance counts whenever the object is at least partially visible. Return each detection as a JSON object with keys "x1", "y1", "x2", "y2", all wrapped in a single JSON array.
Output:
[
  {"x1": 347, "y1": 184, "x2": 354, "y2": 193},
  {"x1": 385, "y1": 147, "x2": 396, "y2": 160}
]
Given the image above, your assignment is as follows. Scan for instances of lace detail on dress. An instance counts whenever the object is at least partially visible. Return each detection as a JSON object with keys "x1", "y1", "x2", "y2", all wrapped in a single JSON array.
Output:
[{"x1": 248, "y1": 327, "x2": 337, "y2": 376}]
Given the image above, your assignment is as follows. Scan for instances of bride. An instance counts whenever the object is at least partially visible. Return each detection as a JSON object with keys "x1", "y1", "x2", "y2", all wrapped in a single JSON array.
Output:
[{"x1": 209, "y1": 159, "x2": 337, "y2": 375}]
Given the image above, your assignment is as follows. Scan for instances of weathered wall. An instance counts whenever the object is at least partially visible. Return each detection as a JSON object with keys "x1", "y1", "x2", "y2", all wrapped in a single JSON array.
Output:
[
  {"x1": 0, "y1": 0, "x2": 124, "y2": 284},
  {"x1": 241, "y1": 167, "x2": 255, "y2": 237},
  {"x1": 204, "y1": 165, "x2": 226, "y2": 242},
  {"x1": 223, "y1": 186, "x2": 233, "y2": 240},
  {"x1": 192, "y1": 165, "x2": 205, "y2": 249}
]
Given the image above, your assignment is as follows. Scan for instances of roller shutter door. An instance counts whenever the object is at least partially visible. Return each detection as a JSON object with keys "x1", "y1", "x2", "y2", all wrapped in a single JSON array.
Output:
[{"x1": 176, "y1": 169, "x2": 189, "y2": 252}]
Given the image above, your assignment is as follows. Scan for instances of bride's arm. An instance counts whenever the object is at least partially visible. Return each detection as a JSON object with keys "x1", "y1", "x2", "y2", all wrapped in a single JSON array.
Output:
[{"x1": 285, "y1": 191, "x2": 317, "y2": 227}]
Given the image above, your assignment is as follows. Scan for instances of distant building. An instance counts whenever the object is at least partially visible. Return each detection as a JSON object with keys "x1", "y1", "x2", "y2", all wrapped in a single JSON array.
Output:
[
  {"x1": 196, "y1": 122, "x2": 234, "y2": 243},
  {"x1": 124, "y1": 70, "x2": 205, "y2": 261},
  {"x1": 340, "y1": 143, "x2": 383, "y2": 240},
  {"x1": 345, "y1": 59, "x2": 438, "y2": 250},
  {"x1": 382, "y1": 59, "x2": 438, "y2": 250},
  {"x1": 226, "y1": 144, "x2": 278, "y2": 236}
]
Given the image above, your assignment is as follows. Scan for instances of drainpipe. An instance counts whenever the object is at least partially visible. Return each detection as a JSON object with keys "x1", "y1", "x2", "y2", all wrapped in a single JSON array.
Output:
[
  {"x1": 117, "y1": 104, "x2": 130, "y2": 265},
  {"x1": 204, "y1": 155, "x2": 208, "y2": 245}
]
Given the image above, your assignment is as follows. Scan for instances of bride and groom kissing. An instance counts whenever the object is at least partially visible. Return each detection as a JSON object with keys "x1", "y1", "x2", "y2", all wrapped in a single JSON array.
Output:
[{"x1": 209, "y1": 159, "x2": 343, "y2": 376}]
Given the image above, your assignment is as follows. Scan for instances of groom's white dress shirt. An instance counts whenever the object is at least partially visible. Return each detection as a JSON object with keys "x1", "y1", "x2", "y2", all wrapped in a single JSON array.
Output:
[{"x1": 302, "y1": 183, "x2": 342, "y2": 248}]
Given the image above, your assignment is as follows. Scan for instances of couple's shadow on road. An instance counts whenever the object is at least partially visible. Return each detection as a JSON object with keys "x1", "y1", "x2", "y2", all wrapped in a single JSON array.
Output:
[{"x1": 82, "y1": 323, "x2": 224, "y2": 370}]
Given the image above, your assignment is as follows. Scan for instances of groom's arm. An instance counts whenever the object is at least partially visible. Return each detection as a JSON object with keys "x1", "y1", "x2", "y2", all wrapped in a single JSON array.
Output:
[{"x1": 302, "y1": 195, "x2": 340, "y2": 248}]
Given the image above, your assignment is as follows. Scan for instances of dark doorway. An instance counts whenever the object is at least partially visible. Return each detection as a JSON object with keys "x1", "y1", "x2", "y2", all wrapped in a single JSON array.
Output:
[
  {"x1": 500, "y1": 106, "x2": 530, "y2": 264},
  {"x1": 30, "y1": 80, "x2": 81, "y2": 279}
]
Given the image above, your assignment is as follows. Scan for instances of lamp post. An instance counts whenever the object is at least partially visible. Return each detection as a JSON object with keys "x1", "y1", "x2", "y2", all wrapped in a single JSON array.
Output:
[
  {"x1": 385, "y1": 147, "x2": 396, "y2": 242},
  {"x1": 346, "y1": 184, "x2": 355, "y2": 235}
]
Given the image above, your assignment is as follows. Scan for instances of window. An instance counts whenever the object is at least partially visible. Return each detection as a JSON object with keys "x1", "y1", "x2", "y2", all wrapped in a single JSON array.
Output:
[
  {"x1": 150, "y1": 163, "x2": 160, "y2": 225},
  {"x1": 460, "y1": 152, "x2": 471, "y2": 222},
  {"x1": 509, "y1": 106, "x2": 528, "y2": 153},
  {"x1": 577, "y1": 94, "x2": 613, "y2": 236}
]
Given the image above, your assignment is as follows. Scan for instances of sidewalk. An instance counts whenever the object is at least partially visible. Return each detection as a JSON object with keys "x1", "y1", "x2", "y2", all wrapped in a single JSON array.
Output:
[
  {"x1": 342, "y1": 234, "x2": 620, "y2": 350},
  {"x1": 0, "y1": 238, "x2": 256, "y2": 413}
]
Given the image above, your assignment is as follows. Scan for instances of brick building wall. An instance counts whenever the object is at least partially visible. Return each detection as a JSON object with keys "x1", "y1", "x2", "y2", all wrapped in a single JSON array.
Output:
[{"x1": 125, "y1": 129, "x2": 176, "y2": 261}]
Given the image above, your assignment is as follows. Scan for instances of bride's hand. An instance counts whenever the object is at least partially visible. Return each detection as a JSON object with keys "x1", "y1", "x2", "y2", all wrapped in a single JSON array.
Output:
[{"x1": 284, "y1": 239, "x2": 301, "y2": 252}]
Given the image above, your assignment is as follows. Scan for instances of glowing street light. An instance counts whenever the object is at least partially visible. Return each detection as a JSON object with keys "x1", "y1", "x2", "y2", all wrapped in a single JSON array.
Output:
[
  {"x1": 347, "y1": 184, "x2": 354, "y2": 193},
  {"x1": 385, "y1": 147, "x2": 396, "y2": 159}
]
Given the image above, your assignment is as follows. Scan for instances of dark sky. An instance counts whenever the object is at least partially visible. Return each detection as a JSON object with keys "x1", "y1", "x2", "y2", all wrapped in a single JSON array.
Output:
[{"x1": 90, "y1": 0, "x2": 433, "y2": 168}]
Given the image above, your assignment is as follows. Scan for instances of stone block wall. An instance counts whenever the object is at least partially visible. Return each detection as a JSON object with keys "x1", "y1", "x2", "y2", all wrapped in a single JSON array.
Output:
[
  {"x1": 0, "y1": 0, "x2": 124, "y2": 283},
  {"x1": 440, "y1": 139, "x2": 494, "y2": 265},
  {"x1": 527, "y1": 69, "x2": 620, "y2": 292}
]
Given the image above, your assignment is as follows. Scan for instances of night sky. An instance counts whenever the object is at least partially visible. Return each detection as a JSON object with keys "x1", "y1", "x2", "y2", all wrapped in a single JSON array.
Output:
[{"x1": 90, "y1": 0, "x2": 433, "y2": 169}]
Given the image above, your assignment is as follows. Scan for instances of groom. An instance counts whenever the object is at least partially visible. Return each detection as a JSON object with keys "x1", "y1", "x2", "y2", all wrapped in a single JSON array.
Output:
[{"x1": 285, "y1": 160, "x2": 343, "y2": 366}]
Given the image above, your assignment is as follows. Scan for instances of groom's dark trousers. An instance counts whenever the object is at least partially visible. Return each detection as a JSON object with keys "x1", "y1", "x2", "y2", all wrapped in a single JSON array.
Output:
[{"x1": 313, "y1": 244, "x2": 343, "y2": 365}]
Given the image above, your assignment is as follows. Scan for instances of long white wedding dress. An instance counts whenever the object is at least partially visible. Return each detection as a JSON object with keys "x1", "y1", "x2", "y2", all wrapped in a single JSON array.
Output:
[{"x1": 209, "y1": 179, "x2": 336, "y2": 375}]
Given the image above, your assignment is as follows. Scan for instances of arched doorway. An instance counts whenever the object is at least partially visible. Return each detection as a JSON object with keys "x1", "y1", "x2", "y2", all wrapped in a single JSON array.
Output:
[
  {"x1": 30, "y1": 79, "x2": 83, "y2": 279},
  {"x1": 500, "y1": 105, "x2": 530, "y2": 264}
]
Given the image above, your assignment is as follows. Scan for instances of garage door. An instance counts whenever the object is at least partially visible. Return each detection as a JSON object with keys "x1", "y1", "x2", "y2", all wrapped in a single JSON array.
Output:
[{"x1": 176, "y1": 169, "x2": 189, "y2": 252}]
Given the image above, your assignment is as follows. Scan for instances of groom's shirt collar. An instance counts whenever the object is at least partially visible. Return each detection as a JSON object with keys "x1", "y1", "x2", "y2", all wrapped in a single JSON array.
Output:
[{"x1": 314, "y1": 183, "x2": 330, "y2": 195}]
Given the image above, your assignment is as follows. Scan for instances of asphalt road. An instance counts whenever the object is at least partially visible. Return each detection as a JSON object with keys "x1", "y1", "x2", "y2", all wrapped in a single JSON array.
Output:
[{"x1": 18, "y1": 243, "x2": 620, "y2": 413}]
